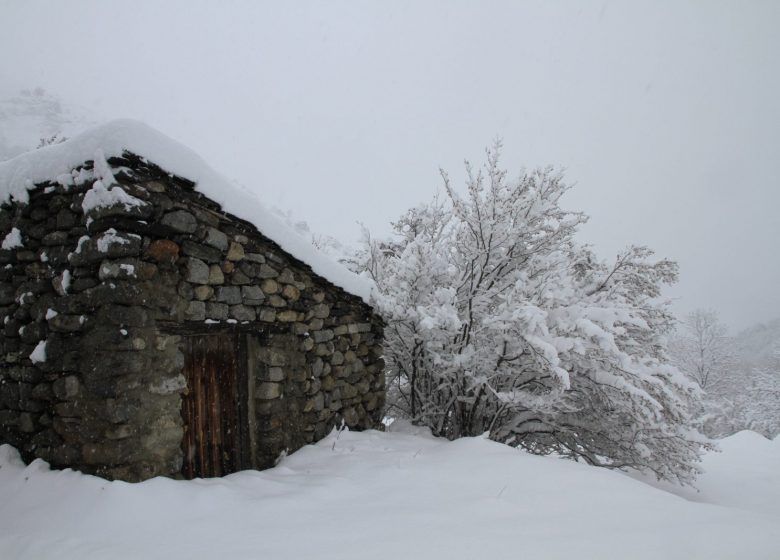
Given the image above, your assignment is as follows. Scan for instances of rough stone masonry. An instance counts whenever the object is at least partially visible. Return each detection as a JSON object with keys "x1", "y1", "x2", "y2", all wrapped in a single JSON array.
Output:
[{"x1": 0, "y1": 151, "x2": 384, "y2": 481}]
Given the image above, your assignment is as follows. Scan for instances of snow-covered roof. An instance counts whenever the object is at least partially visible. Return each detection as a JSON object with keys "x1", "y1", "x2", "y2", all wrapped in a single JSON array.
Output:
[{"x1": 0, "y1": 119, "x2": 373, "y2": 303}]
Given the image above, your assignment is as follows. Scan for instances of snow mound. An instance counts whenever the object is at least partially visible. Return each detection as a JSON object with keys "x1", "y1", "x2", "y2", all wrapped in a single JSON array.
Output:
[
  {"x1": 0, "y1": 119, "x2": 373, "y2": 303},
  {"x1": 1, "y1": 430, "x2": 779, "y2": 560}
]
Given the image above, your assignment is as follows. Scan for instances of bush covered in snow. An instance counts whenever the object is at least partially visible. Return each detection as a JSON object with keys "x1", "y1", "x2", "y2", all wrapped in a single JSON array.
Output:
[{"x1": 360, "y1": 143, "x2": 708, "y2": 484}]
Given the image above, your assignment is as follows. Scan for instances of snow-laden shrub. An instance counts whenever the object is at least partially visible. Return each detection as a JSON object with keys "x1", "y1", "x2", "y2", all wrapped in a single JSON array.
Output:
[{"x1": 360, "y1": 143, "x2": 709, "y2": 484}]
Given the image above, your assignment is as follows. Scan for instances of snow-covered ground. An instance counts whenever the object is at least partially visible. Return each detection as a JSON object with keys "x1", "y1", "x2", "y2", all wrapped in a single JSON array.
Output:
[{"x1": 1, "y1": 427, "x2": 778, "y2": 560}]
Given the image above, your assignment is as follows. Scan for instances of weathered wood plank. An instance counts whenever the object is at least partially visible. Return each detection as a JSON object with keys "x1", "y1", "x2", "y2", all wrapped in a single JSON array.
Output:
[{"x1": 180, "y1": 333, "x2": 247, "y2": 479}]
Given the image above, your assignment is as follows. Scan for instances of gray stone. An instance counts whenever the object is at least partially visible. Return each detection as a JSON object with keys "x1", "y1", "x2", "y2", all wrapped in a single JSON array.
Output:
[
  {"x1": 342, "y1": 407, "x2": 360, "y2": 426},
  {"x1": 205, "y1": 302, "x2": 229, "y2": 320},
  {"x1": 177, "y1": 280, "x2": 194, "y2": 300},
  {"x1": 216, "y1": 286, "x2": 242, "y2": 304},
  {"x1": 184, "y1": 300, "x2": 205, "y2": 321},
  {"x1": 94, "y1": 305, "x2": 148, "y2": 327},
  {"x1": 256, "y1": 264, "x2": 278, "y2": 279},
  {"x1": 230, "y1": 270, "x2": 250, "y2": 285},
  {"x1": 204, "y1": 228, "x2": 228, "y2": 251},
  {"x1": 48, "y1": 314, "x2": 85, "y2": 332},
  {"x1": 255, "y1": 382, "x2": 282, "y2": 400},
  {"x1": 184, "y1": 258, "x2": 209, "y2": 284},
  {"x1": 19, "y1": 412, "x2": 36, "y2": 432},
  {"x1": 148, "y1": 374, "x2": 186, "y2": 395},
  {"x1": 229, "y1": 304, "x2": 256, "y2": 321},
  {"x1": 143, "y1": 180, "x2": 167, "y2": 192},
  {"x1": 182, "y1": 241, "x2": 222, "y2": 263},
  {"x1": 364, "y1": 394, "x2": 379, "y2": 411},
  {"x1": 304, "y1": 393, "x2": 324, "y2": 412},
  {"x1": 282, "y1": 284, "x2": 300, "y2": 301},
  {"x1": 7, "y1": 365, "x2": 43, "y2": 383},
  {"x1": 52, "y1": 376, "x2": 80, "y2": 400},
  {"x1": 321, "y1": 375, "x2": 335, "y2": 391},
  {"x1": 31, "y1": 382, "x2": 54, "y2": 401},
  {"x1": 261, "y1": 279, "x2": 279, "y2": 294},
  {"x1": 341, "y1": 384, "x2": 358, "y2": 399},
  {"x1": 289, "y1": 367, "x2": 307, "y2": 383},
  {"x1": 277, "y1": 269, "x2": 296, "y2": 284},
  {"x1": 276, "y1": 310, "x2": 298, "y2": 322},
  {"x1": 268, "y1": 295, "x2": 287, "y2": 308},
  {"x1": 99, "y1": 259, "x2": 157, "y2": 281},
  {"x1": 356, "y1": 379, "x2": 371, "y2": 394},
  {"x1": 0, "y1": 382, "x2": 20, "y2": 409},
  {"x1": 69, "y1": 231, "x2": 143, "y2": 266},
  {"x1": 257, "y1": 347, "x2": 287, "y2": 366},
  {"x1": 161, "y1": 210, "x2": 197, "y2": 233},
  {"x1": 258, "y1": 308, "x2": 276, "y2": 322},
  {"x1": 226, "y1": 241, "x2": 245, "y2": 261},
  {"x1": 207, "y1": 264, "x2": 224, "y2": 285},
  {"x1": 241, "y1": 285, "x2": 265, "y2": 304},
  {"x1": 313, "y1": 330, "x2": 334, "y2": 343},
  {"x1": 193, "y1": 285, "x2": 214, "y2": 300},
  {"x1": 56, "y1": 209, "x2": 77, "y2": 229},
  {"x1": 104, "y1": 424, "x2": 134, "y2": 440},
  {"x1": 312, "y1": 303, "x2": 330, "y2": 319},
  {"x1": 0, "y1": 284, "x2": 15, "y2": 305},
  {"x1": 42, "y1": 231, "x2": 69, "y2": 246},
  {"x1": 83, "y1": 186, "x2": 152, "y2": 221},
  {"x1": 244, "y1": 252, "x2": 265, "y2": 264},
  {"x1": 267, "y1": 367, "x2": 285, "y2": 382}
]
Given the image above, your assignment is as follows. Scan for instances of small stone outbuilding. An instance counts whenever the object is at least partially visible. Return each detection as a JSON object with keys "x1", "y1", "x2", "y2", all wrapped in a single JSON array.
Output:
[{"x1": 0, "y1": 120, "x2": 384, "y2": 481}]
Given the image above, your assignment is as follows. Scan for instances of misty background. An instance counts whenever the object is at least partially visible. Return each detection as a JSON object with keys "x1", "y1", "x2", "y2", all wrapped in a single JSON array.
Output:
[{"x1": 1, "y1": 0, "x2": 778, "y2": 332}]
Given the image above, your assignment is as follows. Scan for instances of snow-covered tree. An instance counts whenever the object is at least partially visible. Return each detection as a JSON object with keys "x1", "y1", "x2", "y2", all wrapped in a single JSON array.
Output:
[
  {"x1": 743, "y1": 342, "x2": 780, "y2": 438},
  {"x1": 363, "y1": 143, "x2": 708, "y2": 484},
  {"x1": 668, "y1": 311, "x2": 780, "y2": 438},
  {"x1": 668, "y1": 310, "x2": 735, "y2": 392}
]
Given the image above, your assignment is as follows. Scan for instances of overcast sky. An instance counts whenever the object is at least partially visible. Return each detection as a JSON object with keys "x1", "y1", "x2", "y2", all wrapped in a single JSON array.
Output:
[{"x1": 1, "y1": 0, "x2": 778, "y2": 331}]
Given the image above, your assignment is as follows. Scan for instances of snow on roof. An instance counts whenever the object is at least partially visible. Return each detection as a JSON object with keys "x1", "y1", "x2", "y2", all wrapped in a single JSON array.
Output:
[{"x1": 0, "y1": 119, "x2": 374, "y2": 303}]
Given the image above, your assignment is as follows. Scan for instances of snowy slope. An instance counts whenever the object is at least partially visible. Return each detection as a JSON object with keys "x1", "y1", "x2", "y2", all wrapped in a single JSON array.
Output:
[
  {"x1": 1, "y1": 429, "x2": 778, "y2": 560},
  {"x1": 0, "y1": 89, "x2": 96, "y2": 161},
  {"x1": 0, "y1": 119, "x2": 373, "y2": 302}
]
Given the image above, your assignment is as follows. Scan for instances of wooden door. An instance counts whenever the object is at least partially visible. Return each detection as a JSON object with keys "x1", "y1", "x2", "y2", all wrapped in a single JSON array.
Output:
[{"x1": 180, "y1": 333, "x2": 249, "y2": 479}]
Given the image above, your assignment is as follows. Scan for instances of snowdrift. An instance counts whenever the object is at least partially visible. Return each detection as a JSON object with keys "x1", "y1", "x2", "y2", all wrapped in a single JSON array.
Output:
[{"x1": 1, "y1": 429, "x2": 778, "y2": 560}]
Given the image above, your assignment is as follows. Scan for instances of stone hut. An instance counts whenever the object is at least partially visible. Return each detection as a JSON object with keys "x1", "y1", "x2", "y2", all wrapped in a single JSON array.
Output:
[{"x1": 0, "y1": 120, "x2": 384, "y2": 481}]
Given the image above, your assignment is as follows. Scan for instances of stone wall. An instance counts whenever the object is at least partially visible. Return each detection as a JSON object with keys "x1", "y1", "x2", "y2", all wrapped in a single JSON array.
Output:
[{"x1": 0, "y1": 153, "x2": 384, "y2": 481}]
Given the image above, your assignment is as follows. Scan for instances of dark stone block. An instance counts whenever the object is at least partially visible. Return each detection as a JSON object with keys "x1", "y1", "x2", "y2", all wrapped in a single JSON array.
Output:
[
  {"x1": 215, "y1": 286, "x2": 241, "y2": 304},
  {"x1": 41, "y1": 231, "x2": 69, "y2": 246},
  {"x1": 181, "y1": 240, "x2": 223, "y2": 263},
  {"x1": 160, "y1": 210, "x2": 197, "y2": 233},
  {"x1": 19, "y1": 322, "x2": 46, "y2": 344},
  {"x1": 68, "y1": 231, "x2": 143, "y2": 266},
  {"x1": 56, "y1": 209, "x2": 77, "y2": 229}
]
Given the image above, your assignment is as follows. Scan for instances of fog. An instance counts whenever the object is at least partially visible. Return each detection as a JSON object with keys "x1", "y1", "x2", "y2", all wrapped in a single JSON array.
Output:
[{"x1": 1, "y1": 0, "x2": 778, "y2": 331}]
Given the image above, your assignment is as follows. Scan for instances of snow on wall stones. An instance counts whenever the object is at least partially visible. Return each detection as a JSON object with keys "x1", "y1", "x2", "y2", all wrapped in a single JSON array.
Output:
[{"x1": 0, "y1": 152, "x2": 384, "y2": 482}]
